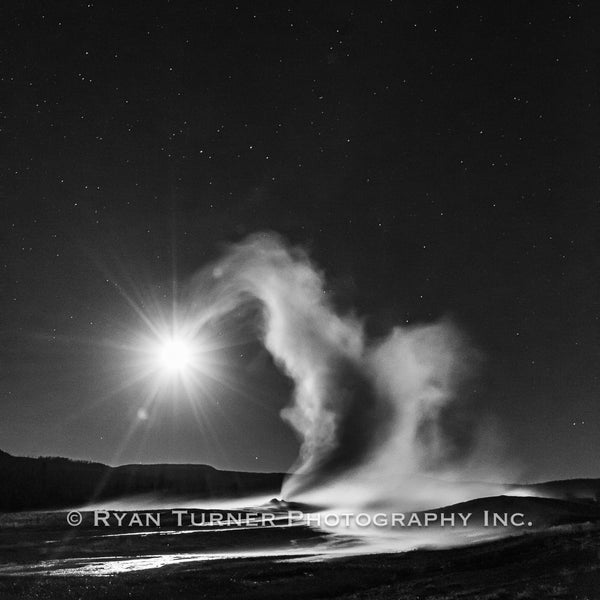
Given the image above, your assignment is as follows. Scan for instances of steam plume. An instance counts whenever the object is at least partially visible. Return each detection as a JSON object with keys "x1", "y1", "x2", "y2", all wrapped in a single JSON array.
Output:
[{"x1": 188, "y1": 232, "x2": 504, "y2": 510}]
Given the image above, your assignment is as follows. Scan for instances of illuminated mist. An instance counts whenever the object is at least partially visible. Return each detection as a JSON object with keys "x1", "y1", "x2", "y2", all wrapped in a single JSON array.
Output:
[{"x1": 186, "y1": 232, "x2": 507, "y2": 512}]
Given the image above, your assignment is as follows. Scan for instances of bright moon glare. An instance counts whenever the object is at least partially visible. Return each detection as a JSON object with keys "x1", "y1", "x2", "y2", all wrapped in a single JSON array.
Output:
[
  {"x1": 156, "y1": 337, "x2": 195, "y2": 374},
  {"x1": 131, "y1": 319, "x2": 214, "y2": 397}
]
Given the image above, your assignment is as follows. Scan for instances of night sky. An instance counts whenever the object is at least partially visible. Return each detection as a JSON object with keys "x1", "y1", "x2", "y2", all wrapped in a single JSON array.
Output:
[{"x1": 1, "y1": 1, "x2": 598, "y2": 481}]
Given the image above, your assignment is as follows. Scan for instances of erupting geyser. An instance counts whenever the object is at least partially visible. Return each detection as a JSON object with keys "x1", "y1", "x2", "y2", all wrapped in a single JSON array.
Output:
[{"x1": 183, "y1": 232, "x2": 506, "y2": 511}]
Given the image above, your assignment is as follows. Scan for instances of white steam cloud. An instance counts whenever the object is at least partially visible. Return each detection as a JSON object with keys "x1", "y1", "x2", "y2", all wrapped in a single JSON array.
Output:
[{"x1": 188, "y1": 232, "x2": 506, "y2": 510}]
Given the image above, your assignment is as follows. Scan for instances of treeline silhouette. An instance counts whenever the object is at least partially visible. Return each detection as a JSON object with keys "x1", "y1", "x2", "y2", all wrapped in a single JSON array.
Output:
[{"x1": 0, "y1": 449, "x2": 284, "y2": 511}]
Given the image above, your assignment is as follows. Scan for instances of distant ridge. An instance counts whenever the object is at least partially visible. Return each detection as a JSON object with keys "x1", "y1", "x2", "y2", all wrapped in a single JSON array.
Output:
[
  {"x1": 427, "y1": 494, "x2": 600, "y2": 529},
  {"x1": 2, "y1": 449, "x2": 600, "y2": 514},
  {"x1": 512, "y1": 479, "x2": 600, "y2": 503},
  {"x1": 0, "y1": 450, "x2": 285, "y2": 511}
]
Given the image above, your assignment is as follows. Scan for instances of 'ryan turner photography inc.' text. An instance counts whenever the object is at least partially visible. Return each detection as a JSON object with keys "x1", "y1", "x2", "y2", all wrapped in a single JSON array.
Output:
[{"x1": 67, "y1": 510, "x2": 535, "y2": 529}]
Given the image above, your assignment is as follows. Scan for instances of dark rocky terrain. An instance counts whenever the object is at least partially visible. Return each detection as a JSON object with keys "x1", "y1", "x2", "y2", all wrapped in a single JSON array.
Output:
[{"x1": 2, "y1": 450, "x2": 600, "y2": 598}]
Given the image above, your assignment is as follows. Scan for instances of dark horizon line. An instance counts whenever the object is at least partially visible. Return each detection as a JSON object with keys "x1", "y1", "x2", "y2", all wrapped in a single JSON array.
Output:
[
  {"x1": 0, "y1": 447, "x2": 289, "y2": 476},
  {"x1": 2, "y1": 448, "x2": 598, "y2": 488}
]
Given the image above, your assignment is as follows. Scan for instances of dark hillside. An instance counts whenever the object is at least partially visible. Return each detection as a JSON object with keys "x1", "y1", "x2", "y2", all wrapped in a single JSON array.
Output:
[{"x1": 0, "y1": 451, "x2": 285, "y2": 511}]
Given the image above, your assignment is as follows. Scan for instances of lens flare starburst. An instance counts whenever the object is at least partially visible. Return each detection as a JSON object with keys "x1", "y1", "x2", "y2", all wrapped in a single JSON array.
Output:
[
  {"x1": 153, "y1": 335, "x2": 196, "y2": 376},
  {"x1": 139, "y1": 325, "x2": 210, "y2": 393}
]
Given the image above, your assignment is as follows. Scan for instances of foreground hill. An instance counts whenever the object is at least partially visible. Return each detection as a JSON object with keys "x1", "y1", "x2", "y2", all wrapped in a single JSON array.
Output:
[
  {"x1": 425, "y1": 493, "x2": 600, "y2": 530},
  {"x1": 0, "y1": 450, "x2": 284, "y2": 511},
  {"x1": 513, "y1": 478, "x2": 600, "y2": 503}
]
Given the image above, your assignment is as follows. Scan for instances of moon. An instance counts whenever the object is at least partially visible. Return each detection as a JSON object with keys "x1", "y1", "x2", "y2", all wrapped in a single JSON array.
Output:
[
  {"x1": 155, "y1": 337, "x2": 195, "y2": 375},
  {"x1": 126, "y1": 314, "x2": 216, "y2": 401}
]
